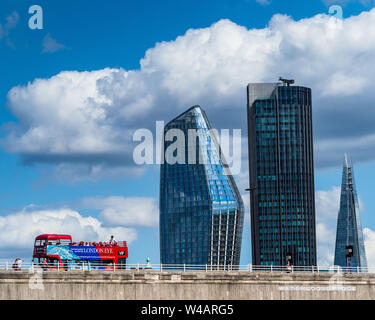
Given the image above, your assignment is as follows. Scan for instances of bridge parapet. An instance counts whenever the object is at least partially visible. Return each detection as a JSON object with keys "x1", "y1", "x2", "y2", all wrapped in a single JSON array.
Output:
[{"x1": 1, "y1": 270, "x2": 375, "y2": 300}]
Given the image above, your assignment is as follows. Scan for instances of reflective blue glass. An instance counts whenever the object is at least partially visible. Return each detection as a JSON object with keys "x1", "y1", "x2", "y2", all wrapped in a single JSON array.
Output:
[
  {"x1": 247, "y1": 83, "x2": 316, "y2": 266},
  {"x1": 334, "y1": 155, "x2": 367, "y2": 268},
  {"x1": 160, "y1": 106, "x2": 244, "y2": 267}
]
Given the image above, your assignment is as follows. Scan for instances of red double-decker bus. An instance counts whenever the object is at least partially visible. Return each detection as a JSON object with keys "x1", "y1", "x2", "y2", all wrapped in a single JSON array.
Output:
[{"x1": 33, "y1": 234, "x2": 128, "y2": 270}]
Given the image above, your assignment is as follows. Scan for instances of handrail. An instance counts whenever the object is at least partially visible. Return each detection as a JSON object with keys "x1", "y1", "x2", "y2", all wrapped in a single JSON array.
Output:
[{"x1": 0, "y1": 262, "x2": 371, "y2": 274}]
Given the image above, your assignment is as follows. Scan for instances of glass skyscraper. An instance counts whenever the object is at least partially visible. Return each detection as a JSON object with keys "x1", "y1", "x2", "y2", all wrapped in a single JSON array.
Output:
[
  {"x1": 247, "y1": 81, "x2": 317, "y2": 266},
  {"x1": 334, "y1": 155, "x2": 367, "y2": 268},
  {"x1": 160, "y1": 105, "x2": 244, "y2": 267}
]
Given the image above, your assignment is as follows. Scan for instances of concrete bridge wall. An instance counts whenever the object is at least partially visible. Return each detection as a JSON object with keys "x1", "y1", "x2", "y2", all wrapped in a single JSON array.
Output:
[{"x1": 0, "y1": 270, "x2": 374, "y2": 300}]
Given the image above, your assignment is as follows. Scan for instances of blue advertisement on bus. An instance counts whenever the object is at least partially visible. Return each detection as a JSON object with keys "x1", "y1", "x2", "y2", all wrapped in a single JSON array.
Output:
[{"x1": 46, "y1": 246, "x2": 106, "y2": 270}]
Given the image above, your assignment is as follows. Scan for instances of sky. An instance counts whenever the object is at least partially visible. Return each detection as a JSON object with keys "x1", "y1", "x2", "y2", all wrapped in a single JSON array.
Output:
[{"x1": 0, "y1": 0, "x2": 375, "y2": 266}]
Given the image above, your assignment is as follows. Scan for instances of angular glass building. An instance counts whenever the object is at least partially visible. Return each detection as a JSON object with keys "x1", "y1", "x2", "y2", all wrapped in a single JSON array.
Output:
[
  {"x1": 247, "y1": 81, "x2": 317, "y2": 266},
  {"x1": 160, "y1": 106, "x2": 244, "y2": 267},
  {"x1": 334, "y1": 155, "x2": 367, "y2": 268}
]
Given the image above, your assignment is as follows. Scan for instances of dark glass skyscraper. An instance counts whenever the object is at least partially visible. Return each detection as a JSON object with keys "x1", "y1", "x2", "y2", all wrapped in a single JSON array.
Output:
[
  {"x1": 334, "y1": 155, "x2": 367, "y2": 268},
  {"x1": 160, "y1": 106, "x2": 244, "y2": 267},
  {"x1": 247, "y1": 81, "x2": 317, "y2": 266}
]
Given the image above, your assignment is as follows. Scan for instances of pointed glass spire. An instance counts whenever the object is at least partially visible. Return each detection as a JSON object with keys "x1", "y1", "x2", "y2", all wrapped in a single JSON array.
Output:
[{"x1": 334, "y1": 154, "x2": 367, "y2": 268}]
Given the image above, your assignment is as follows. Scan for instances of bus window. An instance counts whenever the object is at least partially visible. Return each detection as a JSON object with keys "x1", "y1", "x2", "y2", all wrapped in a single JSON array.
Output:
[
  {"x1": 103, "y1": 260, "x2": 114, "y2": 270},
  {"x1": 35, "y1": 239, "x2": 46, "y2": 246},
  {"x1": 70, "y1": 260, "x2": 86, "y2": 270},
  {"x1": 47, "y1": 258, "x2": 59, "y2": 266},
  {"x1": 47, "y1": 239, "x2": 59, "y2": 245},
  {"x1": 117, "y1": 258, "x2": 126, "y2": 270},
  {"x1": 103, "y1": 260, "x2": 113, "y2": 266},
  {"x1": 88, "y1": 260, "x2": 103, "y2": 270},
  {"x1": 90, "y1": 260, "x2": 101, "y2": 266},
  {"x1": 59, "y1": 239, "x2": 71, "y2": 246}
]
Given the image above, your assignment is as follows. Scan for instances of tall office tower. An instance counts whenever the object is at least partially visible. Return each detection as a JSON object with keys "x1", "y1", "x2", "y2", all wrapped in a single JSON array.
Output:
[
  {"x1": 334, "y1": 155, "x2": 367, "y2": 268},
  {"x1": 247, "y1": 80, "x2": 317, "y2": 266},
  {"x1": 160, "y1": 105, "x2": 244, "y2": 267}
]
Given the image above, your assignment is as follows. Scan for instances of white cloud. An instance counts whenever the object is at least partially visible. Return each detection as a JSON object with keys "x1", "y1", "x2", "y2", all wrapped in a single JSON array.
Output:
[
  {"x1": 0, "y1": 196, "x2": 161, "y2": 259},
  {"x1": 317, "y1": 222, "x2": 336, "y2": 244},
  {"x1": 4, "y1": 10, "x2": 375, "y2": 179},
  {"x1": 316, "y1": 223, "x2": 336, "y2": 266},
  {"x1": 364, "y1": 228, "x2": 375, "y2": 267},
  {"x1": 315, "y1": 186, "x2": 341, "y2": 222},
  {"x1": 81, "y1": 196, "x2": 159, "y2": 227},
  {"x1": 42, "y1": 33, "x2": 67, "y2": 53},
  {"x1": 315, "y1": 187, "x2": 341, "y2": 265},
  {"x1": 0, "y1": 206, "x2": 137, "y2": 258}
]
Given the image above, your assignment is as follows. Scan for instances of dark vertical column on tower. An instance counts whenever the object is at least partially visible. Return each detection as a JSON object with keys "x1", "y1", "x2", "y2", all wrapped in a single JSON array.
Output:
[{"x1": 247, "y1": 82, "x2": 317, "y2": 266}]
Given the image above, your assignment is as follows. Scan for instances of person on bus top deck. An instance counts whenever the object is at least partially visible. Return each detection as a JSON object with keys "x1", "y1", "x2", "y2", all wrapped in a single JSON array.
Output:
[{"x1": 109, "y1": 235, "x2": 115, "y2": 245}]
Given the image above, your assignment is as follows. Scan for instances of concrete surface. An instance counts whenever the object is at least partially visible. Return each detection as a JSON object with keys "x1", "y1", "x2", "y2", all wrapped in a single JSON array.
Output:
[{"x1": 0, "y1": 270, "x2": 374, "y2": 300}]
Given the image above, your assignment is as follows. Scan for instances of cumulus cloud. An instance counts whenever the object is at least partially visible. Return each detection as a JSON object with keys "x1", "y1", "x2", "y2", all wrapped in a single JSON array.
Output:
[
  {"x1": 315, "y1": 186, "x2": 341, "y2": 222},
  {"x1": 316, "y1": 222, "x2": 336, "y2": 266},
  {"x1": 314, "y1": 187, "x2": 340, "y2": 265},
  {"x1": 4, "y1": 10, "x2": 375, "y2": 180},
  {"x1": 314, "y1": 185, "x2": 345, "y2": 265},
  {"x1": 0, "y1": 206, "x2": 137, "y2": 259},
  {"x1": 42, "y1": 33, "x2": 67, "y2": 53},
  {"x1": 81, "y1": 196, "x2": 159, "y2": 227},
  {"x1": 364, "y1": 228, "x2": 375, "y2": 267}
]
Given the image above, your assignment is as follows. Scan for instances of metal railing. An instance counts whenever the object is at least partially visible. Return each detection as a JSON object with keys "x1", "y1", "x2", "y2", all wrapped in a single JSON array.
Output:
[{"x1": 0, "y1": 262, "x2": 372, "y2": 274}]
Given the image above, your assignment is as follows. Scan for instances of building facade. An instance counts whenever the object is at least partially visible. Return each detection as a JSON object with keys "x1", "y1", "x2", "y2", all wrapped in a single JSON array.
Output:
[
  {"x1": 160, "y1": 106, "x2": 244, "y2": 267},
  {"x1": 334, "y1": 155, "x2": 367, "y2": 268},
  {"x1": 247, "y1": 81, "x2": 317, "y2": 266}
]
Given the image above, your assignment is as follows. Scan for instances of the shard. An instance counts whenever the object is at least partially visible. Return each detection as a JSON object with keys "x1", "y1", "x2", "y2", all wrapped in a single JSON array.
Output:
[{"x1": 334, "y1": 155, "x2": 367, "y2": 268}]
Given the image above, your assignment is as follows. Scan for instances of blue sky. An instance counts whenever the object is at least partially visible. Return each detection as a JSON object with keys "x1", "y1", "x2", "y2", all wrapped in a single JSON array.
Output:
[{"x1": 0, "y1": 0, "x2": 375, "y2": 266}]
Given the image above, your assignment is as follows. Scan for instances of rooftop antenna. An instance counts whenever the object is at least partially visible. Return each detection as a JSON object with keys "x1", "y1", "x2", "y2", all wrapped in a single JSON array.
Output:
[{"x1": 279, "y1": 77, "x2": 295, "y2": 86}]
